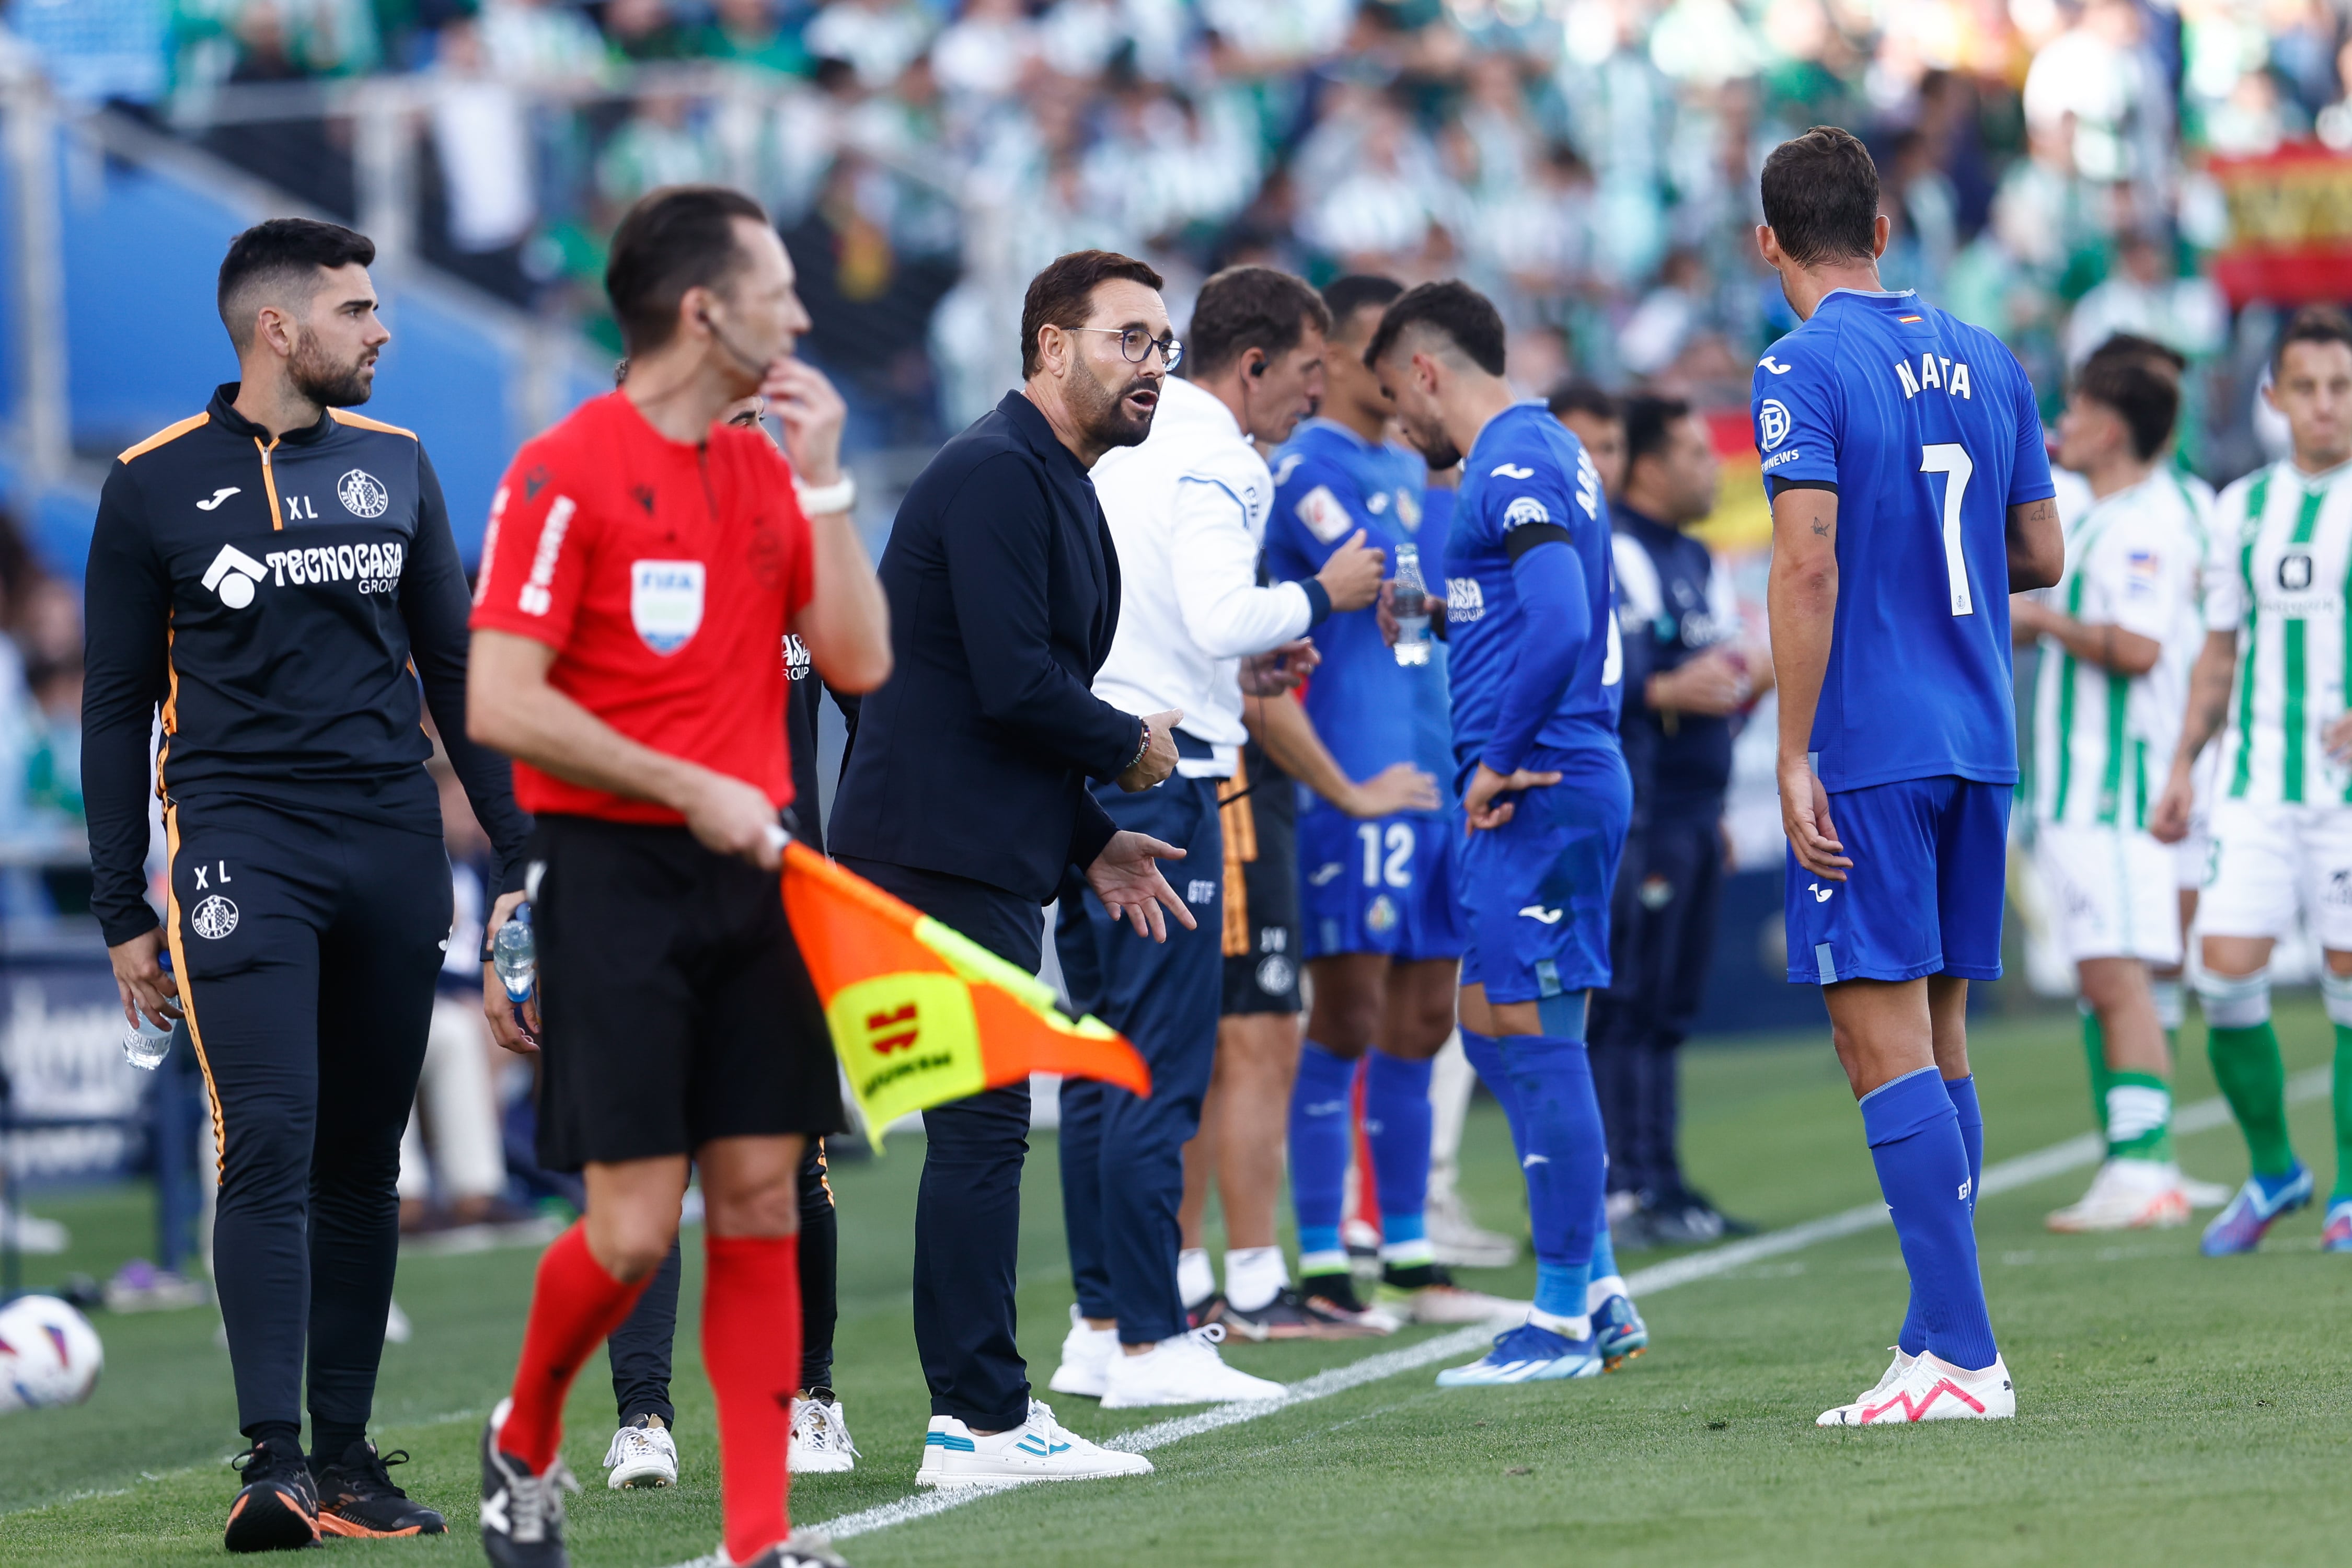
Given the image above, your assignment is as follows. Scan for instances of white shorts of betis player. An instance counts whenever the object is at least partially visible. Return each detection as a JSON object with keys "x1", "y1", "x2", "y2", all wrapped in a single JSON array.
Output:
[
  {"x1": 2200, "y1": 798, "x2": 2352, "y2": 947},
  {"x1": 2038, "y1": 823, "x2": 2184, "y2": 964},
  {"x1": 2176, "y1": 742, "x2": 2219, "y2": 892}
]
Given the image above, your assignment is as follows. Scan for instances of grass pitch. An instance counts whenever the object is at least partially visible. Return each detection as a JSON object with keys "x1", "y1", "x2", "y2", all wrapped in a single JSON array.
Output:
[{"x1": 5, "y1": 998, "x2": 2350, "y2": 1567}]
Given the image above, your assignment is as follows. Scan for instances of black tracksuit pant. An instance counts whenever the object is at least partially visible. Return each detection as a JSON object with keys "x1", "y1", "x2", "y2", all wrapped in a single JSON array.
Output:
[
  {"x1": 168, "y1": 795, "x2": 453, "y2": 1455},
  {"x1": 606, "y1": 1142, "x2": 841, "y2": 1421},
  {"x1": 1588, "y1": 812, "x2": 1724, "y2": 1200}
]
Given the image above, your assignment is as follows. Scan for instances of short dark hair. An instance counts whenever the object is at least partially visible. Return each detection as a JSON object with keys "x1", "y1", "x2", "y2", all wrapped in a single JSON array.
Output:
[
  {"x1": 1363, "y1": 280, "x2": 1507, "y2": 378},
  {"x1": 605, "y1": 185, "x2": 771, "y2": 357},
  {"x1": 2273, "y1": 305, "x2": 2352, "y2": 376},
  {"x1": 2084, "y1": 332, "x2": 2187, "y2": 379},
  {"x1": 1760, "y1": 126, "x2": 1881, "y2": 267},
  {"x1": 1546, "y1": 379, "x2": 1618, "y2": 423},
  {"x1": 1186, "y1": 266, "x2": 1331, "y2": 379},
  {"x1": 217, "y1": 218, "x2": 375, "y2": 350},
  {"x1": 1621, "y1": 393, "x2": 1693, "y2": 473},
  {"x1": 2075, "y1": 359, "x2": 2179, "y2": 463},
  {"x1": 1321, "y1": 273, "x2": 1404, "y2": 340},
  {"x1": 1020, "y1": 249, "x2": 1166, "y2": 380}
]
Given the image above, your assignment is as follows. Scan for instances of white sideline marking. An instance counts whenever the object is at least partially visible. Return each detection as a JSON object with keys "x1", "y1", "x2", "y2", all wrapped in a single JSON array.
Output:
[{"x1": 683, "y1": 1064, "x2": 2339, "y2": 1562}]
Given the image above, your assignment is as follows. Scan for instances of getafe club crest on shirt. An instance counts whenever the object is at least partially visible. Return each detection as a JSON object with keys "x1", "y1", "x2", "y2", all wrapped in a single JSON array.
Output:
[{"x1": 631, "y1": 559, "x2": 705, "y2": 654}]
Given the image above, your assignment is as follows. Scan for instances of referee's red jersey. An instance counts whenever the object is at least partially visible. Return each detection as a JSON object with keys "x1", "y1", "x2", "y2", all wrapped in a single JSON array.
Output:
[{"x1": 471, "y1": 391, "x2": 815, "y2": 824}]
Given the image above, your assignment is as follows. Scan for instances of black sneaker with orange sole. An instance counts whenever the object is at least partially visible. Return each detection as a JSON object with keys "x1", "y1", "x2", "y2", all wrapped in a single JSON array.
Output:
[
  {"x1": 313, "y1": 1439, "x2": 446, "y2": 1539},
  {"x1": 224, "y1": 1437, "x2": 321, "y2": 1553},
  {"x1": 1213, "y1": 1286, "x2": 1390, "y2": 1341}
]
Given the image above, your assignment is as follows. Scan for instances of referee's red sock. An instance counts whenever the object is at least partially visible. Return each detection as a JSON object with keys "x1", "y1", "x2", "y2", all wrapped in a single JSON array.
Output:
[
  {"x1": 705, "y1": 1233, "x2": 801, "y2": 1564},
  {"x1": 501, "y1": 1222, "x2": 653, "y2": 1473}
]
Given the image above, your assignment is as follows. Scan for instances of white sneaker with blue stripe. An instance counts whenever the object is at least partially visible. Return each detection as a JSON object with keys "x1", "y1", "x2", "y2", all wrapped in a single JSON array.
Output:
[
  {"x1": 913, "y1": 1399, "x2": 1151, "y2": 1486},
  {"x1": 1435, "y1": 1320, "x2": 1606, "y2": 1386}
]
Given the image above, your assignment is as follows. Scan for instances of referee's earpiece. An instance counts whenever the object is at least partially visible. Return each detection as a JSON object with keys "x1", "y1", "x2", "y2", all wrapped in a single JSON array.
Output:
[{"x1": 1250, "y1": 359, "x2": 1267, "y2": 378}]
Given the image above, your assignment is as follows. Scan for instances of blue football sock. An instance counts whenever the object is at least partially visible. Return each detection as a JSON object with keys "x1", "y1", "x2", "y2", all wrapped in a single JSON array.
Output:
[
  {"x1": 1534, "y1": 1263, "x2": 1587, "y2": 1322},
  {"x1": 1587, "y1": 1194, "x2": 1619, "y2": 1286},
  {"x1": 1498, "y1": 1025, "x2": 1605, "y2": 1319},
  {"x1": 1289, "y1": 1040, "x2": 1355, "y2": 1265},
  {"x1": 1862, "y1": 1067, "x2": 1998, "y2": 1373},
  {"x1": 1900, "y1": 1072, "x2": 1986, "y2": 1355},
  {"x1": 1459, "y1": 1027, "x2": 1529, "y2": 1157},
  {"x1": 1365, "y1": 1049, "x2": 1434, "y2": 1246}
]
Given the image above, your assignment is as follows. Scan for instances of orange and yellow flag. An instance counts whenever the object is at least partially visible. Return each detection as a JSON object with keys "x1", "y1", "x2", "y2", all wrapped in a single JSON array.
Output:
[{"x1": 781, "y1": 842, "x2": 1150, "y2": 1146}]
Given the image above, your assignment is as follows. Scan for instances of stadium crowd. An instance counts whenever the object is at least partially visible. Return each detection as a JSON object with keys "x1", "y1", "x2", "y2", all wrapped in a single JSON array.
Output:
[{"x1": 13, "y1": 0, "x2": 2351, "y2": 456}]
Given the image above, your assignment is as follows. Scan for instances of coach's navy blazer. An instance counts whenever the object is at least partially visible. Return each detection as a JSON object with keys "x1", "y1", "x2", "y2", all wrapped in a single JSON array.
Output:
[{"x1": 832, "y1": 390, "x2": 1144, "y2": 904}]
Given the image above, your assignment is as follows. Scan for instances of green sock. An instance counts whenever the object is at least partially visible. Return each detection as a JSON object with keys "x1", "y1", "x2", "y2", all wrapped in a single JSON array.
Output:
[
  {"x1": 2081, "y1": 1009, "x2": 2112, "y2": 1136},
  {"x1": 2208, "y1": 1022, "x2": 2297, "y2": 1177},
  {"x1": 2104, "y1": 1070, "x2": 2173, "y2": 1162},
  {"x1": 2334, "y1": 1025, "x2": 2352, "y2": 1204}
]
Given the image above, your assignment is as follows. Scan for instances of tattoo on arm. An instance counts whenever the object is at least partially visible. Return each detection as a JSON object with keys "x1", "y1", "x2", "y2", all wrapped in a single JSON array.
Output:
[{"x1": 1810, "y1": 518, "x2": 1830, "y2": 537}]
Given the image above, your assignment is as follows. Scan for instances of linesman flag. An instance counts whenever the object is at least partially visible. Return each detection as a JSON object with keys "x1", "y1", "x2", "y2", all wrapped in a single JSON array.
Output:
[{"x1": 781, "y1": 842, "x2": 1151, "y2": 1145}]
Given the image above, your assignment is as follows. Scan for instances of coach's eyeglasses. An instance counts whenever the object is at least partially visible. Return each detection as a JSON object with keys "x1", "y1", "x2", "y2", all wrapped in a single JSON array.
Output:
[{"x1": 1073, "y1": 326, "x2": 1183, "y2": 373}]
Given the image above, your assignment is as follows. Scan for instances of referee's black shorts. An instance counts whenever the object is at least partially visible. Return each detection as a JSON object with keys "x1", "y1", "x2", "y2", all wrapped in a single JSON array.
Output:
[
  {"x1": 531, "y1": 813, "x2": 841, "y2": 1171},
  {"x1": 1219, "y1": 744, "x2": 1301, "y2": 1018}
]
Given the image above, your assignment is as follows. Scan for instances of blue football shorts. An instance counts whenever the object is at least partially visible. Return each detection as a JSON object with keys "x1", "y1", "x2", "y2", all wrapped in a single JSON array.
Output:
[
  {"x1": 1297, "y1": 805, "x2": 1467, "y2": 963},
  {"x1": 1784, "y1": 774, "x2": 2009, "y2": 985},
  {"x1": 1456, "y1": 747, "x2": 1631, "y2": 1005}
]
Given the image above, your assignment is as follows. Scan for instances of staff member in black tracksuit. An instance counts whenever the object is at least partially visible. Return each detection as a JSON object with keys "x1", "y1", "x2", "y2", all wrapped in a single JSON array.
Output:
[
  {"x1": 83, "y1": 220, "x2": 530, "y2": 1551},
  {"x1": 1588, "y1": 395, "x2": 1766, "y2": 1246}
]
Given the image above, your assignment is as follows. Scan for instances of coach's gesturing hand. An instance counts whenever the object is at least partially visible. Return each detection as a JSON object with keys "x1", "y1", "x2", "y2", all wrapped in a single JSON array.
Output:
[
  {"x1": 1087, "y1": 831, "x2": 1196, "y2": 940},
  {"x1": 1317, "y1": 529, "x2": 1388, "y2": 613},
  {"x1": 1117, "y1": 709, "x2": 1184, "y2": 792}
]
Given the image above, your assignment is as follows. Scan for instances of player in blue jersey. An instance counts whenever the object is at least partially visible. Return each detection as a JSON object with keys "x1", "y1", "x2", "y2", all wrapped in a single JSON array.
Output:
[
  {"x1": 1754, "y1": 128, "x2": 2063, "y2": 1425},
  {"x1": 1264, "y1": 275, "x2": 1523, "y2": 1331},
  {"x1": 1366, "y1": 280, "x2": 1647, "y2": 1385}
]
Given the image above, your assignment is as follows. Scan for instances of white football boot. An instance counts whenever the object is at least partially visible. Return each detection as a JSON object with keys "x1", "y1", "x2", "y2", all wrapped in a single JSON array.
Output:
[
  {"x1": 914, "y1": 1399, "x2": 1152, "y2": 1486},
  {"x1": 788, "y1": 1392, "x2": 859, "y2": 1474},
  {"x1": 1817, "y1": 1351, "x2": 2014, "y2": 1426},
  {"x1": 2046, "y1": 1159, "x2": 2191, "y2": 1233},
  {"x1": 1815, "y1": 1347, "x2": 1913, "y2": 1427},
  {"x1": 1101, "y1": 1324, "x2": 1285, "y2": 1409},
  {"x1": 603, "y1": 1415, "x2": 679, "y2": 1489},
  {"x1": 1046, "y1": 1304, "x2": 1117, "y2": 1399}
]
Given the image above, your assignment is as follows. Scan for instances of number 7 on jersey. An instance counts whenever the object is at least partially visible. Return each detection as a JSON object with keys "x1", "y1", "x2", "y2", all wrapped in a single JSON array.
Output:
[{"x1": 1920, "y1": 442, "x2": 1975, "y2": 617}]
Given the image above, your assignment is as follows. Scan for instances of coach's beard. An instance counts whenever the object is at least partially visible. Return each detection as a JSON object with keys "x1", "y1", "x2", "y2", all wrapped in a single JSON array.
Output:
[
  {"x1": 290, "y1": 328, "x2": 378, "y2": 408},
  {"x1": 1072, "y1": 352, "x2": 1158, "y2": 451}
]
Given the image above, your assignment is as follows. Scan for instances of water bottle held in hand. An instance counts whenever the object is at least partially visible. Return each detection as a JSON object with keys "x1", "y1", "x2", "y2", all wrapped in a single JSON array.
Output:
[
  {"x1": 123, "y1": 1009, "x2": 175, "y2": 1071},
  {"x1": 1392, "y1": 543, "x2": 1432, "y2": 667},
  {"x1": 492, "y1": 905, "x2": 536, "y2": 1005}
]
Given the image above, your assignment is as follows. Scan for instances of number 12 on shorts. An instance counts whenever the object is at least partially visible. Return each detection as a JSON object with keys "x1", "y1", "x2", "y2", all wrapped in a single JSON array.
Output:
[{"x1": 1921, "y1": 441, "x2": 1974, "y2": 617}]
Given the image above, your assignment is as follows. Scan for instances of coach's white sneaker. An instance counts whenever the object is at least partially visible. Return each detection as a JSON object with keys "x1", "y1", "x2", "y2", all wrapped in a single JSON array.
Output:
[
  {"x1": 1101, "y1": 1324, "x2": 1285, "y2": 1408},
  {"x1": 603, "y1": 1415, "x2": 679, "y2": 1488},
  {"x1": 1047, "y1": 1304, "x2": 1116, "y2": 1399},
  {"x1": 2046, "y1": 1158, "x2": 2191, "y2": 1233},
  {"x1": 914, "y1": 1399, "x2": 1152, "y2": 1486},
  {"x1": 1817, "y1": 1351, "x2": 2014, "y2": 1426},
  {"x1": 789, "y1": 1391, "x2": 859, "y2": 1473}
]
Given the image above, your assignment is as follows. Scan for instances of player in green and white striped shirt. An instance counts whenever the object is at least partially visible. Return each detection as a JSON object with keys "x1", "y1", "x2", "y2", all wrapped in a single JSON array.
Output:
[
  {"x1": 2018, "y1": 357, "x2": 2204, "y2": 1230},
  {"x1": 2153, "y1": 307, "x2": 2352, "y2": 1256}
]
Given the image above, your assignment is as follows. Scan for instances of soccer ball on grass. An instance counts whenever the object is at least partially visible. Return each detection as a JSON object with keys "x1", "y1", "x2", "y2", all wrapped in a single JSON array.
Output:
[{"x1": 0, "y1": 1294, "x2": 104, "y2": 1412}]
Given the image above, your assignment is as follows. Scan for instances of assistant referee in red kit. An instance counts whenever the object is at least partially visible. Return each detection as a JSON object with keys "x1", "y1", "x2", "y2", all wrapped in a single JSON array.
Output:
[{"x1": 464, "y1": 185, "x2": 891, "y2": 1568}]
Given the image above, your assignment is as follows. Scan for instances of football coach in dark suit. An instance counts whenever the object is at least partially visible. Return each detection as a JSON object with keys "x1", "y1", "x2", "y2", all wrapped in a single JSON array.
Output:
[{"x1": 832, "y1": 249, "x2": 1192, "y2": 1477}]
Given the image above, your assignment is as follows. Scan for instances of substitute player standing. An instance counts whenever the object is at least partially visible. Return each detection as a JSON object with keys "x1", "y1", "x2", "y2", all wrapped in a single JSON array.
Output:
[
  {"x1": 85, "y1": 218, "x2": 533, "y2": 1550},
  {"x1": 2152, "y1": 306, "x2": 2352, "y2": 1258},
  {"x1": 2016, "y1": 359, "x2": 2205, "y2": 1231},
  {"x1": 1366, "y1": 281, "x2": 1648, "y2": 1385},
  {"x1": 466, "y1": 186, "x2": 891, "y2": 1568},
  {"x1": 1753, "y1": 128, "x2": 2062, "y2": 1425}
]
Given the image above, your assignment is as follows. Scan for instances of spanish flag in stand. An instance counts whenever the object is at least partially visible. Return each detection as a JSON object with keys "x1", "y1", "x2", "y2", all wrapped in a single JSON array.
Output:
[{"x1": 781, "y1": 842, "x2": 1151, "y2": 1146}]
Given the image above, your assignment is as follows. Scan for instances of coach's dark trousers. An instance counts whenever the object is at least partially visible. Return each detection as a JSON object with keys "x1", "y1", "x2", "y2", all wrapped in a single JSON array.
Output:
[
  {"x1": 167, "y1": 795, "x2": 452, "y2": 1454},
  {"x1": 1589, "y1": 811, "x2": 1725, "y2": 1200},
  {"x1": 837, "y1": 856, "x2": 1045, "y2": 1433},
  {"x1": 1055, "y1": 777, "x2": 1223, "y2": 1347}
]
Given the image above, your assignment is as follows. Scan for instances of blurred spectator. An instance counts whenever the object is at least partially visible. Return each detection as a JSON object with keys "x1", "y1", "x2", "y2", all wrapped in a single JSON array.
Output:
[
  {"x1": 696, "y1": 0, "x2": 810, "y2": 76},
  {"x1": 596, "y1": 89, "x2": 717, "y2": 214},
  {"x1": 2064, "y1": 226, "x2": 2227, "y2": 370},
  {"x1": 480, "y1": 0, "x2": 609, "y2": 84},
  {"x1": 604, "y1": 0, "x2": 699, "y2": 64},
  {"x1": 802, "y1": 0, "x2": 935, "y2": 89},
  {"x1": 426, "y1": 18, "x2": 537, "y2": 268}
]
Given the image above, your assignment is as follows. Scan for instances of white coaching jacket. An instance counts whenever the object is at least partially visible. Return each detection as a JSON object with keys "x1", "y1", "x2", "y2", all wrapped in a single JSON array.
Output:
[{"x1": 1090, "y1": 375, "x2": 1329, "y2": 779}]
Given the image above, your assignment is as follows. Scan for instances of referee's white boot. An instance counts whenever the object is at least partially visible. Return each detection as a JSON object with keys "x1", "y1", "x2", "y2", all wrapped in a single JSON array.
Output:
[
  {"x1": 1046, "y1": 1304, "x2": 1116, "y2": 1399},
  {"x1": 1101, "y1": 1324, "x2": 1285, "y2": 1409},
  {"x1": 914, "y1": 1399, "x2": 1152, "y2": 1486}
]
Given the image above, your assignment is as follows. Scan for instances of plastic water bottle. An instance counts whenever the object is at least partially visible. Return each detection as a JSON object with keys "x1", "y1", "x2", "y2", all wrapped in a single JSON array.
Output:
[
  {"x1": 123, "y1": 1007, "x2": 175, "y2": 1070},
  {"x1": 1392, "y1": 543, "x2": 1432, "y2": 666},
  {"x1": 491, "y1": 905, "x2": 536, "y2": 1005}
]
